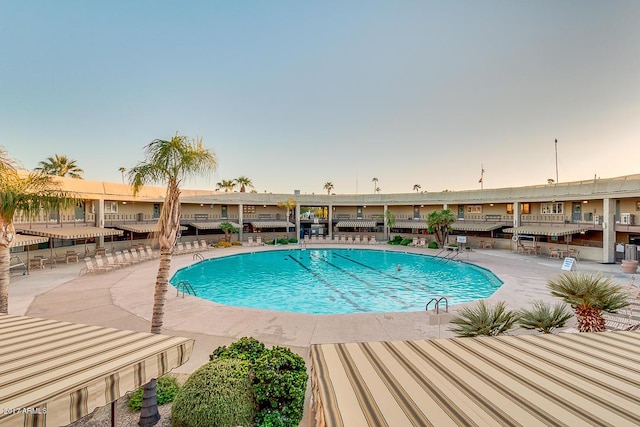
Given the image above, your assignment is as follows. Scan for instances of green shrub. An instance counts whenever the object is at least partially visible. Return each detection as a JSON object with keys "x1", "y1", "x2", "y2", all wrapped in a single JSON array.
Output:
[
  {"x1": 127, "y1": 375, "x2": 180, "y2": 412},
  {"x1": 392, "y1": 235, "x2": 403, "y2": 242},
  {"x1": 232, "y1": 241, "x2": 243, "y2": 246},
  {"x1": 210, "y1": 337, "x2": 267, "y2": 363},
  {"x1": 287, "y1": 238, "x2": 298, "y2": 244},
  {"x1": 171, "y1": 359, "x2": 257, "y2": 427},
  {"x1": 400, "y1": 238, "x2": 413, "y2": 246},
  {"x1": 214, "y1": 241, "x2": 232, "y2": 248},
  {"x1": 253, "y1": 346, "x2": 308, "y2": 427},
  {"x1": 427, "y1": 241, "x2": 438, "y2": 249},
  {"x1": 277, "y1": 238, "x2": 289, "y2": 245}
]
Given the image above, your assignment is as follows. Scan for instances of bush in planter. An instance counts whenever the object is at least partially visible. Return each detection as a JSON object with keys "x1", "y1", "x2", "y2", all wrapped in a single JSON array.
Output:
[
  {"x1": 171, "y1": 359, "x2": 257, "y2": 427},
  {"x1": 126, "y1": 375, "x2": 180, "y2": 412},
  {"x1": 427, "y1": 241, "x2": 438, "y2": 249}
]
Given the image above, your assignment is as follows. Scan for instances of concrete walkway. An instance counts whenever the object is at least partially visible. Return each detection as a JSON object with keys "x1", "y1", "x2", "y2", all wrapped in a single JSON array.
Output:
[{"x1": 9, "y1": 245, "x2": 633, "y2": 375}]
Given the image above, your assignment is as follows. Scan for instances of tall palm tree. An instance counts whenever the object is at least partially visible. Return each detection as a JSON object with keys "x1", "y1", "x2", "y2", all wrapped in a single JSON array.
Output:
[
  {"x1": 235, "y1": 176, "x2": 254, "y2": 193},
  {"x1": 547, "y1": 272, "x2": 628, "y2": 332},
  {"x1": 323, "y1": 182, "x2": 334, "y2": 195},
  {"x1": 372, "y1": 177, "x2": 378, "y2": 193},
  {"x1": 128, "y1": 134, "x2": 217, "y2": 426},
  {"x1": 35, "y1": 154, "x2": 84, "y2": 179},
  {"x1": 449, "y1": 300, "x2": 519, "y2": 337},
  {"x1": 427, "y1": 209, "x2": 456, "y2": 248},
  {"x1": 216, "y1": 179, "x2": 236, "y2": 192},
  {"x1": 413, "y1": 184, "x2": 421, "y2": 193},
  {"x1": 0, "y1": 147, "x2": 75, "y2": 314},
  {"x1": 118, "y1": 167, "x2": 126, "y2": 184}
]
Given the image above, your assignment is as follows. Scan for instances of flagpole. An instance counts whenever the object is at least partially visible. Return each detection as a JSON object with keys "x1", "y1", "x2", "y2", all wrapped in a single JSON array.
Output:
[
  {"x1": 479, "y1": 164, "x2": 484, "y2": 190},
  {"x1": 555, "y1": 139, "x2": 559, "y2": 184}
]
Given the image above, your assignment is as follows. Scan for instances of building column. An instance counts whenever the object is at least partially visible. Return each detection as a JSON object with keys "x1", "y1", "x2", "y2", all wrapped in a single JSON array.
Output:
[
  {"x1": 602, "y1": 198, "x2": 616, "y2": 263},
  {"x1": 383, "y1": 203, "x2": 388, "y2": 241},
  {"x1": 238, "y1": 204, "x2": 243, "y2": 242},
  {"x1": 513, "y1": 202, "x2": 521, "y2": 227},
  {"x1": 328, "y1": 204, "x2": 333, "y2": 239},
  {"x1": 295, "y1": 204, "x2": 300, "y2": 241},
  {"x1": 94, "y1": 200, "x2": 105, "y2": 249}
]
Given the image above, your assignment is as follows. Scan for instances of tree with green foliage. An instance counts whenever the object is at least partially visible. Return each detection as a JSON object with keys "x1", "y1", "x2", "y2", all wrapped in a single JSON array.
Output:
[
  {"x1": 517, "y1": 300, "x2": 573, "y2": 334},
  {"x1": 277, "y1": 197, "x2": 297, "y2": 240},
  {"x1": 235, "y1": 176, "x2": 254, "y2": 192},
  {"x1": 547, "y1": 272, "x2": 628, "y2": 332},
  {"x1": 449, "y1": 300, "x2": 519, "y2": 337},
  {"x1": 128, "y1": 134, "x2": 217, "y2": 426},
  {"x1": 384, "y1": 209, "x2": 396, "y2": 240},
  {"x1": 216, "y1": 179, "x2": 235, "y2": 192},
  {"x1": 219, "y1": 221, "x2": 239, "y2": 242},
  {"x1": 35, "y1": 154, "x2": 84, "y2": 178},
  {"x1": 427, "y1": 209, "x2": 456, "y2": 248},
  {"x1": 323, "y1": 181, "x2": 334, "y2": 195},
  {"x1": 0, "y1": 147, "x2": 75, "y2": 314},
  {"x1": 413, "y1": 184, "x2": 421, "y2": 193}
]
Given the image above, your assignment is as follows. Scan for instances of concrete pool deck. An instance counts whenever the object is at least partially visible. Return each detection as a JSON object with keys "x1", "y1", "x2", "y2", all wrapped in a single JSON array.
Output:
[{"x1": 8, "y1": 244, "x2": 634, "y2": 376}]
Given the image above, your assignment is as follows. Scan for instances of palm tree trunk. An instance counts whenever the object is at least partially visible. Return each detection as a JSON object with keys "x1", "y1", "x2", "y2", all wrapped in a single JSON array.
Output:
[
  {"x1": 0, "y1": 245, "x2": 10, "y2": 315},
  {"x1": 575, "y1": 306, "x2": 606, "y2": 332},
  {"x1": 138, "y1": 379, "x2": 160, "y2": 426}
]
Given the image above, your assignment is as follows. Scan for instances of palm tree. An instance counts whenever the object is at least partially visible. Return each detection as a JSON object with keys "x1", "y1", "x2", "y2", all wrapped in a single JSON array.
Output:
[
  {"x1": 517, "y1": 300, "x2": 573, "y2": 334},
  {"x1": 449, "y1": 300, "x2": 519, "y2": 337},
  {"x1": 375, "y1": 187, "x2": 381, "y2": 194},
  {"x1": 235, "y1": 176, "x2": 254, "y2": 193},
  {"x1": 372, "y1": 177, "x2": 378, "y2": 193},
  {"x1": 118, "y1": 167, "x2": 126, "y2": 184},
  {"x1": 384, "y1": 209, "x2": 396, "y2": 241},
  {"x1": 128, "y1": 134, "x2": 217, "y2": 426},
  {"x1": 323, "y1": 182, "x2": 334, "y2": 195},
  {"x1": 277, "y1": 198, "x2": 297, "y2": 239},
  {"x1": 547, "y1": 272, "x2": 628, "y2": 332},
  {"x1": 216, "y1": 179, "x2": 236, "y2": 192},
  {"x1": 413, "y1": 184, "x2": 421, "y2": 193},
  {"x1": 427, "y1": 209, "x2": 456, "y2": 248},
  {"x1": 1, "y1": 147, "x2": 75, "y2": 314},
  {"x1": 219, "y1": 221, "x2": 238, "y2": 242},
  {"x1": 35, "y1": 154, "x2": 84, "y2": 179}
]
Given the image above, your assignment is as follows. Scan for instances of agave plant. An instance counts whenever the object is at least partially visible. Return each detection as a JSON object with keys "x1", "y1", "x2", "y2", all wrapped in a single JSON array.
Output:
[
  {"x1": 449, "y1": 300, "x2": 519, "y2": 337},
  {"x1": 518, "y1": 300, "x2": 573, "y2": 334},
  {"x1": 547, "y1": 272, "x2": 628, "y2": 333}
]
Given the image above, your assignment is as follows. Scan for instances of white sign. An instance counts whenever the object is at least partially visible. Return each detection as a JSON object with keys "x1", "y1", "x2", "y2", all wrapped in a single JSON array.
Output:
[
  {"x1": 561, "y1": 257, "x2": 576, "y2": 271},
  {"x1": 616, "y1": 244, "x2": 625, "y2": 253},
  {"x1": 456, "y1": 236, "x2": 467, "y2": 244}
]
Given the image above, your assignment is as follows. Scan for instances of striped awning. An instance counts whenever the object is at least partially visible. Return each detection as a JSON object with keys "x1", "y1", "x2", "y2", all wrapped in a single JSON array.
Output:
[
  {"x1": 188, "y1": 221, "x2": 240, "y2": 230},
  {"x1": 0, "y1": 315, "x2": 194, "y2": 427},
  {"x1": 335, "y1": 220, "x2": 376, "y2": 228},
  {"x1": 451, "y1": 222, "x2": 504, "y2": 232},
  {"x1": 503, "y1": 225, "x2": 589, "y2": 237},
  {"x1": 113, "y1": 223, "x2": 187, "y2": 233},
  {"x1": 394, "y1": 220, "x2": 428, "y2": 229},
  {"x1": 15, "y1": 227, "x2": 123, "y2": 240},
  {"x1": 310, "y1": 332, "x2": 640, "y2": 426},
  {"x1": 9, "y1": 234, "x2": 49, "y2": 248},
  {"x1": 251, "y1": 221, "x2": 294, "y2": 228}
]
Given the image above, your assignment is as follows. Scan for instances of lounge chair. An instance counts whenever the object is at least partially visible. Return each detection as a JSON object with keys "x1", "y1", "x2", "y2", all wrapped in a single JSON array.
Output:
[
  {"x1": 256, "y1": 236, "x2": 263, "y2": 246},
  {"x1": 408, "y1": 237, "x2": 418, "y2": 247},
  {"x1": 106, "y1": 254, "x2": 125, "y2": 269},
  {"x1": 369, "y1": 235, "x2": 377, "y2": 245},
  {"x1": 9, "y1": 255, "x2": 26, "y2": 275},
  {"x1": 418, "y1": 237, "x2": 426, "y2": 247},
  {"x1": 115, "y1": 251, "x2": 133, "y2": 267},
  {"x1": 94, "y1": 256, "x2": 115, "y2": 272},
  {"x1": 247, "y1": 236, "x2": 255, "y2": 246},
  {"x1": 333, "y1": 235, "x2": 341, "y2": 244},
  {"x1": 354, "y1": 235, "x2": 361, "y2": 244},
  {"x1": 361, "y1": 236, "x2": 369, "y2": 244},
  {"x1": 346, "y1": 236, "x2": 354, "y2": 245}
]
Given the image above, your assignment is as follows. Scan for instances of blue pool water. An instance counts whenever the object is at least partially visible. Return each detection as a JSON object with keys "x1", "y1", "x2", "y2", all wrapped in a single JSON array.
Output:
[{"x1": 170, "y1": 249, "x2": 502, "y2": 315}]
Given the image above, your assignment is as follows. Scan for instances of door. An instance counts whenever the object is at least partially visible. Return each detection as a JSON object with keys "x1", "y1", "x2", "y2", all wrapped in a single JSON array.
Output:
[
  {"x1": 572, "y1": 202, "x2": 582, "y2": 222},
  {"x1": 221, "y1": 205, "x2": 228, "y2": 219},
  {"x1": 413, "y1": 206, "x2": 420, "y2": 219},
  {"x1": 457, "y1": 206, "x2": 464, "y2": 220},
  {"x1": 356, "y1": 206, "x2": 363, "y2": 219},
  {"x1": 153, "y1": 204, "x2": 161, "y2": 219}
]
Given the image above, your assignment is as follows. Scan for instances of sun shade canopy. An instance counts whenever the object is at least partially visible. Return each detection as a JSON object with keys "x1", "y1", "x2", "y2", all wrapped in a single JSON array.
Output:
[
  {"x1": 188, "y1": 221, "x2": 241, "y2": 230},
  {"x1": 8, "y1": 234, "x2": 49, "y2": 248},
  {"x1": 310, "y1": 332, "x2": 640, "y2": 426},
  {"x1": 451, "y1": 222, "x2": 504, "y2": 232},
  {"x1": 335, "y1": 220, "x2": 376, "y2": 228},
  {"x1": 251, "y1": 221, "x2": 295, "y2": 228},
  {"x1": 393, "y1": 221, "x2": 428, "y2": 229},
  {"x1": 503, "y1": 225, "x2": 589, "y2": 237},
  {"x1": 0, "y1": 315, "x2": 194, "y2": 427},
  {"x1": 15, "y1": 227, "x2": 123, "y2": 240},
  {"x1": 113, "y1": 223, "x2": 187, "y2": 233}
]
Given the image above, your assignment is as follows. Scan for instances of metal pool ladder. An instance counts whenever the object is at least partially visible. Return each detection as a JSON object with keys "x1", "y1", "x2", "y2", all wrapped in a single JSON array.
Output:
[
  {"x1": 426, "y1": 296, "x2": 449, "y2": 314},
  {"x1": 176, "y1": 280, "x2": 197, "y2": 298}
]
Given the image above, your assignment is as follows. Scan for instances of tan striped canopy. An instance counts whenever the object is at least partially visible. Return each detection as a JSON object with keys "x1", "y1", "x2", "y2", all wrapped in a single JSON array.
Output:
[
  {"x1": 251, "y1": 221, "x2": 295, "y2": 228},
  {"x1": 8, "y1": 234, "x2": 49, "y2": 248},
  {"x1": 335, "y1": 220, "x2": 376, "y2": 228},
  {"x1": 188, "y1": 221, "x2": 241, "y2": 230},
  {"x1": 310, "y1": 332, "x2": 640, "y2": 426},
  {"x1": 0, "y1": 315, "x2": 194, "y2": 427},
  {"x1": 16, "y1": 227, "x2": 123, "y2": 240},
  {"x1": 394, "y1": 220, "x2": 428, "y2": 229},
  {"x1": 451, "y1": 222, "x2": 504, "y2": 232},
  {"x1": 114, "y1": 223, "x2": 187, "y2": 233},
  {"x1": 503, "y1": 225, "x2": 588, "y2": 237}
]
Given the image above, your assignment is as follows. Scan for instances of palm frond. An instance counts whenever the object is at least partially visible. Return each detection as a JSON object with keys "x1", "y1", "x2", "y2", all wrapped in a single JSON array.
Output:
[
  {"x1": 449, "y1": 300, "x2": 519, "y2": 337},
  {"x1": 518, "y1": 300, "x2": 573, "y2": 333}
]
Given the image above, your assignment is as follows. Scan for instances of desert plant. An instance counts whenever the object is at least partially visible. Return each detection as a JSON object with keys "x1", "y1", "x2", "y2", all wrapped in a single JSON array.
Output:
[
  {"x1": 127, "y1": 375, "x2": 180, "y2": 412},
  {"x1": 518, "y1": 300, "x2": 573, "y2": 334},
  {"x1": 171, "y1": 359, "x2": 257, "y2": 427},
  {"x1": 547, "y1": 272, "x2": 628, "y2": 332},
  {"x1": 214, "y1": 241, "x2": 233, "y2": 248},
  {"x1": 449, "y1": 300, "x2": 519, "y2": 337},
  {"x1": 220, "y1": 221, "x2": 239, "y2": 242},
  {"x1": 427, "y1": 209, "x2": 455, "y2": 248},
  {"x1": 253, "y1": 346, "x2": 308, "y2": 427}
]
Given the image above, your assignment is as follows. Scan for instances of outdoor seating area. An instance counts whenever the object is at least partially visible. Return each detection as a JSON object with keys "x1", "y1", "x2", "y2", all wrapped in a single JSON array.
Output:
[
  {"x1": 174, "y1": 239, "x2": 211, "y2": 254},
  {"x1": 303, "y1": 234, "x2": 379, "y2": 245},
  {"x1": 80, "y1": 245, "x2": 161, "y2": 275}
]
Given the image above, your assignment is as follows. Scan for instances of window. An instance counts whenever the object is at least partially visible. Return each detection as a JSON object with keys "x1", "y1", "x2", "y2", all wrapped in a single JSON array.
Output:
[
  {"x1": 506, "y1": 203, "x2": 530, "y2": 214},
  {"x1": 243, "y1": 205, "x2": 256, "y2": 214},
  {"x1": 104, "y1": 201, "x2": 118, "y2": 214},
  {"x1": 506, "y1": 204, "x2": 513, "y2": 215},
  {"x1": 466, "y1": 205, "x2": 482, "y2": 214},
  {"x1": 540, "y1": 202, "x2": 564, "y2": 214}
]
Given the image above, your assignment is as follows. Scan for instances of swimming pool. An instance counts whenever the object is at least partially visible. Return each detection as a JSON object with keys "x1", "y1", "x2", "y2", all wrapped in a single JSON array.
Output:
[{"x1": 170, "y1": 249, "x2": 502, "y2": 315}]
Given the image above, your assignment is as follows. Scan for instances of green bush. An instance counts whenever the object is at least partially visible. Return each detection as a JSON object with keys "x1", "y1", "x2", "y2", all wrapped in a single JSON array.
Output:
[
  {"x1": 277, "y1": 238, "x2": 289, "y2": 245},
  {"x1": 287, "y1": 238, "x2": 298, "y2": 244},
  {"x1": 387, "y1": 235, "x2": 403, "y2": 245},
  {"x1": 210, "y1": 337, "x2": 267, "y2": 363},
  {"x1": 427, "y1": 241, "x2": 438, "y2": 249},
  {"x1": 400, "y1": 238, "x2": 413, "y2": 246},
  {"x1": 127, "y1": 375, "x2": 180, "y2": 412},
  {"x1": 253, "y1": 346, "x2": 308, "y2": 427},
  {"x1": 171, "y1": 359, "x2": 257, "y2": 427}
]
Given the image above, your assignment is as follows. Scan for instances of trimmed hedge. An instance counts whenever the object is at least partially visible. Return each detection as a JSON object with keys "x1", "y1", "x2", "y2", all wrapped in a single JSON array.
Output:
[
  {"x1": 427, "y1": 241, "x2": 438, "y2": 249},
  {"x1": 171, "y1": 359, "x2": 257, "y2": 427}
]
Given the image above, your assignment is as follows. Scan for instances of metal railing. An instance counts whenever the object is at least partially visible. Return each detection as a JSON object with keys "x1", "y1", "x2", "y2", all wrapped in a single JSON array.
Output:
[
  {"x1": 176, "y1": 281, "x2": 197, "y2": 298},
  {"x1": 426, "y1": 296, "x2": 449, "y2": 314}
]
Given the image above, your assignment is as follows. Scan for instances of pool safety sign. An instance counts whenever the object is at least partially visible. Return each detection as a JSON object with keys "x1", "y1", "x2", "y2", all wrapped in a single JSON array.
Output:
[{"x1": 561, "y1": 257, "x2": 576, "y2": 271}]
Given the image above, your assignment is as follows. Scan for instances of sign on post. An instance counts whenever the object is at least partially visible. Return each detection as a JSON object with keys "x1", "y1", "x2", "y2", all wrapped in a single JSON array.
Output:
[{"x1": 561, "y1": 257, "x2": 576, "y2": 271}]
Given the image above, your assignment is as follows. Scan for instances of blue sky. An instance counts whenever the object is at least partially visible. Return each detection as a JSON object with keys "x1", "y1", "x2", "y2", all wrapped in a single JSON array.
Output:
[{"x1": 1, "y1": 1, "x2": 638, "y2": 194}]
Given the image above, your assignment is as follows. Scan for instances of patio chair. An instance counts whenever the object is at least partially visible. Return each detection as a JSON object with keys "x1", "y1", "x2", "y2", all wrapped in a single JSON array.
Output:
[
  {"x1": 361, "y1": 236, "x2": 369, "y2": 244},
  {"x1": 115, "y1": 251, "x2": 133, "y2": 267},
  {"x1": 354, "y1": 235, "x2": 361, "y2": 244},
  {"x1": 65, "y1": 250, "x2": 80, "y2": 263},
  {"x1": 346, "y1": 235, "x2": 354, "y2": 245},
  {"x1": 94, "y1": 256, "x2": 115, "y2": 272},
  {"x1": 568, "y1": 248, "x2": 580, "y2": 260},
  {"x1": 369, "y1": 235, "x2": 377, "y2": 245},
  {"x1": 106, "y1": 254, "x2": 126, "y2": 269},
  {"x1": 146, "y1": 245, "x2": 160, "y2": 258},
  {"x1": 408, "y1": 237, "x2": 418, "y2": 247},
  {"x1": 417, "y1": 237, "x2": 426, "y2": 247},
  {"x1": 123, "y1": 249, "x2": 141, "y2": 264},
  {"x1": 10, "y1": 255, "x2": 26, "y2": 275},
  {"x1": 80, "y1": 257, "x2": 97, "y2": 275},
  {"x1": 247, "y1": 236, "x2": 255, "y2": 246},
  {"x1": 256, "y1": 236, "x2": 263, "y2": 245}
]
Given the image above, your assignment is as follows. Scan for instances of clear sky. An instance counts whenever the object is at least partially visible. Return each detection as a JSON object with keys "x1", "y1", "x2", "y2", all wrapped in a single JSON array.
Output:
[{"x1": 1, "y1": 1, "x2": 638, "y2": 194}]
